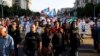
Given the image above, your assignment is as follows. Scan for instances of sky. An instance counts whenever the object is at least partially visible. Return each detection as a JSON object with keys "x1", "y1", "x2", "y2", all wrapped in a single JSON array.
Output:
[{"x1": 29, "y1": 0, "x2": 75, "y2": 12}]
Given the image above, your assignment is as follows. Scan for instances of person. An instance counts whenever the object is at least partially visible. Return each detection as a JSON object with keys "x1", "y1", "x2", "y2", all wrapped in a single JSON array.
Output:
[
  {"x1": 0, "y1": 26, "x2": 14, "y2": 56},
  {"x1": 62, "y1": 22, "x2": 71, "y2": 55},
  {"x1": 24, "y1": 24, "x2": 42, "y2": 56},
  {"x1": 1, "y1": 19, "x2": 7, "y2": 29},
  {"x1": 8, "y1": 21, "x2": 22, "y2": 56},
  {"x1": 51, "y1": 21, "x2": 64, "y2": 56},
  {"x1": 69, "y1": 21, "x2": 80, "y2": 56},
  {"x1": 97, "y1": 19, "x2": 100, "y2": 53},
  {"x1": 34, "y1": 21, "x2": 43, "y2": 35},
  {"x1": 78, "y1": 20, "x2": 85, "y2": 39},
  {"x1": 91, "y1": 22, "x2": 98, "y2": 50},
  {"x1": 41, "y1": 25, "x2": 53, "y2": 56}
]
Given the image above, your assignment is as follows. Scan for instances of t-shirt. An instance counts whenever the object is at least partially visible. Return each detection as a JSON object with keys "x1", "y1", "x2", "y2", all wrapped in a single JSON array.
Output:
[
  {"x1": 0, "y1": 34, "x2": 14, "y2": 56},
  {"x1": 41, "y1": 33, "x2": 53, "y2": 47},
  {"x1": 25, "y1": 32, "x2": 42, "y2": 50},
  {"x1": 52, "y1": 28, "x2": 63, "y2": 46}
]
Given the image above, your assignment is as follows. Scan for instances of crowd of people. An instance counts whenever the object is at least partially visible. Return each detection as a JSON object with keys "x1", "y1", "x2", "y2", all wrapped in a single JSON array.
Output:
[{"x1": 0, "y1": 16, "x2": 100, "y2": 56}]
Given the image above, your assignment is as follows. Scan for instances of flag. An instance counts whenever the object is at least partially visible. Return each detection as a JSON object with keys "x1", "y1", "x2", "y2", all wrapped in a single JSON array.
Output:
[
  {"x1": 41, "y1": 7, "x2": 49, "y2": 14},
  {"x1": 48, "y1": 9, "x2": 56, "y2": 18},
  {"x1": 68, "y1": 17, "x2": 77, "y2": 24}
]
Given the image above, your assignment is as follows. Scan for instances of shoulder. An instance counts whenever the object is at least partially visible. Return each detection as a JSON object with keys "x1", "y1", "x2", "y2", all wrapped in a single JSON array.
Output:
[
  {"x1": 35, "y1": 32, "x2": 40, "y2": 36},
  {"x1": 26, "y1": 32, "x2": 31, "y2": 35},
  {"x1": 7, "y1": 34, "x2": 14, "y2": 42}
]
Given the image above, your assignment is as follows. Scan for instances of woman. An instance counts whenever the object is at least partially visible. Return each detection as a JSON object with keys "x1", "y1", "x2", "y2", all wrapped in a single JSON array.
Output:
[
  {"x1": 8, "y1": 21, "x2": 21, "y2": 56},
  {"x1": 62, "y1": 22, "x2": 71, "y2": 55},
  {"x1": 52, "y1": 21, "x2": 64, "y2": 56},
  {"x1": 41, "y1": 25, "x2": 53, "y2": 56},
  {"x1": 69, "y1": 21, "x2": 80, "y2": 56}
]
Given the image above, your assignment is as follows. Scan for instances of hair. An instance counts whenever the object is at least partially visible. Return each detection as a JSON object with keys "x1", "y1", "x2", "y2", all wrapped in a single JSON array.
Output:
[
  {"x1": 54, "y1": 21, "x2": 59, "y2": 25},
  {"x1": 34, "y1": 21, "x2": 39, "y2": 25},
  {"x1": 0, "y1": 26, "x2": 7, "y2": 32}
]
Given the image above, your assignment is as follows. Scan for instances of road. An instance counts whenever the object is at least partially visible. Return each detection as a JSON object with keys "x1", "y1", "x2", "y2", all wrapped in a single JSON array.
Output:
[
  {"x1": 18, "y1": 34, "x2": 100, "y2": 56},
  {"x1": 79, "y1": 38, "x2": 100, "y2": 56}
]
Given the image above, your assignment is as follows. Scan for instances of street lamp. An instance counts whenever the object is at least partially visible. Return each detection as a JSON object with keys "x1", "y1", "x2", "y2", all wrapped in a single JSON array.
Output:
[
  {"x1": 1, "y1": 1, "x2": 4, "y2": 19},
  {"x1": 94, "y1": 4, "x2": 97, "y2": 20},
  {"x1": 94, "y1": 6, "x2": 96, "y2": 18}
]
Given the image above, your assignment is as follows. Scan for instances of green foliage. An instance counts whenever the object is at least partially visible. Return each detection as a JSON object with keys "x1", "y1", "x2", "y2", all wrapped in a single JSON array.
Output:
[
  {"x1": 84, "y1": 3, "x2": 94, "y2": 17},
  {"x1": 0, "y1": 4, "x2": 33, "y2": 18},
  {"x1": 76, "y1": 3, "x2": 95, "y2": 17},
  {"x1": 95, "y1": 3, "x2": 100, "y2": 16}
]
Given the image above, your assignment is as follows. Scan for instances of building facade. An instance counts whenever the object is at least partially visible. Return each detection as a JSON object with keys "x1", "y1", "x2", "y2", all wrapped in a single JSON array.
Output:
[
  {"x1": 0, "y1": 0, "x2": 13, "y2": 7},
  {"x1": 13, "y1": 0, "x2": 28, "y2": 9},
  {"x1": 74, "y1": 0, "x2": 100, "y2": 9},
  {"x1": 20, "y1": 0, "x2": 27, "y2": 9},
  {"x1": 0, "y1": 0, "x2": 29, "y2": 9}
]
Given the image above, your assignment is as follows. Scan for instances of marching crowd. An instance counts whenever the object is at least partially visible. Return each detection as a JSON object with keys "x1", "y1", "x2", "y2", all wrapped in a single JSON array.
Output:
[{"x1": 0, "y1": 16, "x2": 100, "y2": 56}]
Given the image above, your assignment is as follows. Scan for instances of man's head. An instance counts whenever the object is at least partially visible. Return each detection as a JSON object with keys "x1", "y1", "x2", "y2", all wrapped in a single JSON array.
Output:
[
  {"x1": 0, "y1": 26, "x2": 7, "y2": 37},
  {"x1": 34, "y1": 21, "x2": 39, "y2": 27},
  {"x1": 30, "y1": 24, "x2": 37, "y2": 33}
]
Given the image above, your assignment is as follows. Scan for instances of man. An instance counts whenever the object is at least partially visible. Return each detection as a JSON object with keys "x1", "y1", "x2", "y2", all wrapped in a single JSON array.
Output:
[
  {"x1": 25, "y1": 24, "x2": 42, "y2": 56},
  {"x1": 0, "y1": 26, "x2": 14, "y2": 56},
  {"x1": 8, "y1": 21, "x2": 21, "y2": 56},
  {"x1": 97, "y1": 19, "x2": 100, "y2": 53}
]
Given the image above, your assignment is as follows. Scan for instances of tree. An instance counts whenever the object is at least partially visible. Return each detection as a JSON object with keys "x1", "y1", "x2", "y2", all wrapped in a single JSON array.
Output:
[
  {"x1": 76, "y1": 7, "x2": 85, "y2": 17},
  {"x1": 95, "y1": 3, "x2": 100, "y2": 17},
  {"x1": 0, "y1": 3, "x2": 33, "y2": 18},
  {"x1": 84, "y1": 3, "x2": 94, "y2": 17}
]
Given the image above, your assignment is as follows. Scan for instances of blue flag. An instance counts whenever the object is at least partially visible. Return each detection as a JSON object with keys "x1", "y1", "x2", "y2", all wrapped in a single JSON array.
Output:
[
  {"x1": 42, "y1": 7, "x2": 49, "y2": 14},
  {"x1": 48, "y1": 9, "x2": 56, "y2": 18}
]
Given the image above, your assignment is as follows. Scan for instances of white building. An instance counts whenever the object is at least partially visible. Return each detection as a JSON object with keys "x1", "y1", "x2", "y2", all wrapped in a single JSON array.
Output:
[
  {"x1": 0, "y1": 0, "x2": 13, "y2": 7},
  {"x1": 13, "y1": 0, "x2": 29, "y2": 9},
  {"x1": 20, "y1": 0, "x2": 28, "y2": 9}
]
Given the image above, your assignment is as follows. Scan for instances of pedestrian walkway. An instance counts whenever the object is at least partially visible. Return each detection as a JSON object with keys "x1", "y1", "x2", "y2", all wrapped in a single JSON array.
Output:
[{"x1": 79, "y1": 37, "x2": 100, "y2": 56}]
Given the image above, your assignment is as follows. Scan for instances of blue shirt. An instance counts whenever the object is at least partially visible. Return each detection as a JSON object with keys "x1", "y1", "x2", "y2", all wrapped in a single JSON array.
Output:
[{"x1": 0, "y1": 34, "x2": 14, "y2": 56}]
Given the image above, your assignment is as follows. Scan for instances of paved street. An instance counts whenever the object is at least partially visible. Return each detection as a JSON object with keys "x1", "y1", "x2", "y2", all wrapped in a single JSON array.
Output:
[{"x1": 79, "y1": 37, "x2": 100, "y2": 56}]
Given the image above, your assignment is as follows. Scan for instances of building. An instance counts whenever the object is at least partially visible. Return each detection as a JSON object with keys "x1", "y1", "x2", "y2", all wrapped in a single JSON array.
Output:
[
  {"x1": 20, "y1": 0, "x2": 28, "y2": 9},
  {"x1": 97, "y1": 0, "x2": 100, "y2": 4},
  {"x1": 74, "y1": 0, "x2": 100, "y2": 9},
  {"x1": 13, "y1": 0, "x2": 29, "y2": 9},
  {"x1": 57, "y1": 8, "x2": 73, "y2": 17},
  {"x1": 13, "y1": 0, "x2": 20, "y2": 6},
  {"x1": 0, "y1": 0, "x2": 13, "y2": 7}
]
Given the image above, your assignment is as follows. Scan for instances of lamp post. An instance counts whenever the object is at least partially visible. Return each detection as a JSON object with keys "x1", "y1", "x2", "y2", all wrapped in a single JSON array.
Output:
[
  {"x1": 1, "y1": 1, "x2": 4, "y2": 19},
  {"x1": 94, "y1": 4, "x2": 98, "y2": 20},
  {"x1": 94, "y1": 6, "x2": 96, "y2": 18}
]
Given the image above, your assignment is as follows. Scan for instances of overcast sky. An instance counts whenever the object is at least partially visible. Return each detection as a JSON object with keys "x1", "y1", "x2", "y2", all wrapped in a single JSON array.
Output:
[{"x1": 29, "y1": 0, "x2": 75, "y2": 12}]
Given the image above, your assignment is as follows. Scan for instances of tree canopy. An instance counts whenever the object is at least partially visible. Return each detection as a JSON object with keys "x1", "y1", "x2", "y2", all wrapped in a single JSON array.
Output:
[{"x1": 0, "y1": 4, "x2": 33, "y2": 18}]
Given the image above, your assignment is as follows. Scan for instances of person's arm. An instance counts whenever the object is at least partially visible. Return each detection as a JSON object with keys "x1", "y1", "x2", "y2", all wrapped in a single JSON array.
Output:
[
  {"x1": 17, "y1": 29, "x2": 22, "y2": 48},
  {"x1": 9, "y1": 36, "x2": 15, "y2": 56},
  {"x1": 10, "y1": 49, "x2": 14, "y2": 56}
]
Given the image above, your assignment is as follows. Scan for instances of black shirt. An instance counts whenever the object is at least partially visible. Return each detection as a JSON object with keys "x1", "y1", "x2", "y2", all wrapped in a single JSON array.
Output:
[
  {"x1": 41, "y1": 33, "x2": 52, "y2": 47},
  {"x1": 25, "y1": 32, "x2": 42, "y2": 50},
  {"x1": 52, "y1": 29, "x2": 63, "y2": 47}
]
